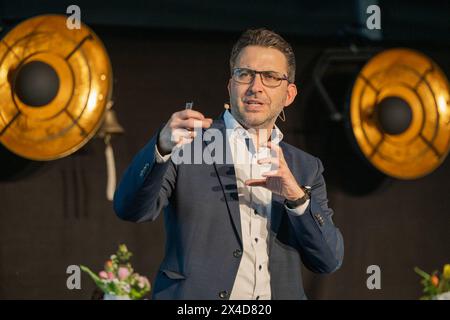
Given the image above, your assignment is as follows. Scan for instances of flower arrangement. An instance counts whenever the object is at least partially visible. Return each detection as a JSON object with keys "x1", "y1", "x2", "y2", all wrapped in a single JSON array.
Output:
[
  {"x1": 414, "y1": 264, "x2": 450, "y2": 300},
  {"x1": 81, "y1": 244, "x2": 151, "y2": 300}
]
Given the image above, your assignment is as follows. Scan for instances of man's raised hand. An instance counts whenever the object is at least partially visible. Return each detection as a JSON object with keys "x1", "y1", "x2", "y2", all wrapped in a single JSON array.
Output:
[{"x1": 157, "y1": 109, "x2": 213, "y2": 155}]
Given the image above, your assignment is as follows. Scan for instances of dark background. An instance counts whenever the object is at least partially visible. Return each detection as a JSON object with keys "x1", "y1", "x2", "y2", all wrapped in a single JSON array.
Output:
[{"x1": 0, "y1": 0, "x2": 449, "y2": 299}]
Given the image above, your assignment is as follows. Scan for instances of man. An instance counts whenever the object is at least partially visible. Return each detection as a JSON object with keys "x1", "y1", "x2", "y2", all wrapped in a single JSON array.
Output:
[{"x1": 114, "y1": 28, "x2": 344, "y2": 300}]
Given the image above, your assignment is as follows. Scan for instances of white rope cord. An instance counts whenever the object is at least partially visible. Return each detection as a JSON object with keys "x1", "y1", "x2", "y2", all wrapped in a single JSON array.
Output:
[{"x1": 105, "y1": 138, "x2": 116, "y2": 201}]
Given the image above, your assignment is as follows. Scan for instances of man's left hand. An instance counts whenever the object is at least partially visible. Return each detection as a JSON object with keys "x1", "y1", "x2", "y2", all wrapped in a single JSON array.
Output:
[{"x1": 245, "y1": 141, "x2": 305, "y2": 201}]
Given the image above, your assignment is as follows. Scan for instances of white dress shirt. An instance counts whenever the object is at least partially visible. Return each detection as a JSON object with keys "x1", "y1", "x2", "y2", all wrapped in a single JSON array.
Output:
[
  {"x1": 155, "y1": 110, "x2": 309, "y2": 300},
  {"x1": 222, "y1": 110, "x2": 309, "y2": 300}
]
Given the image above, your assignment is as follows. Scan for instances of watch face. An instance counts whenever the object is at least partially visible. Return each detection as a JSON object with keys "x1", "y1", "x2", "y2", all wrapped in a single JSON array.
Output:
[{"x1": 301, "y1": 185, "x2": 311, "y2": 197}]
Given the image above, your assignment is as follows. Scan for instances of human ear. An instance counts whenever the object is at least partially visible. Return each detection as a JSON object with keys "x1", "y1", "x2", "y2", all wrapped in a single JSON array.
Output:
[{"x1": 284, "y1": 83, "x2": 297, "y2": 107}]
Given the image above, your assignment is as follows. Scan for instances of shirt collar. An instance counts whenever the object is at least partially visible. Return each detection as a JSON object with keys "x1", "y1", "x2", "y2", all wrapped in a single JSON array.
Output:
[{"x1": 223, "y1": 109, "x2": 284, "y2": 144}]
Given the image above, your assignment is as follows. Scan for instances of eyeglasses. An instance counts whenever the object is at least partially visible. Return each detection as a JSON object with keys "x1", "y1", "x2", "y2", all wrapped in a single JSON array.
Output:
[{"x1": 232, "y1": 67, "x2": 290, "y2": 88}]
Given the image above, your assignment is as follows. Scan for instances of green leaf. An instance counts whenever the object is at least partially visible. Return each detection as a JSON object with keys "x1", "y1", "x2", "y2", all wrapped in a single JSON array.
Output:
[
  {"x1": 414, "y1": 267, "x2": 430, "y2": 279},
  {"x1": 80, "y1": 265, "x2": 109, "y2": 294}
]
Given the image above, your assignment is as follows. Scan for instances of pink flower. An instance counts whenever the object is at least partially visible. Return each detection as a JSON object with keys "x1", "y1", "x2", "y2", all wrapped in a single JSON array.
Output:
[
  {"x1": 107, "y1": 272, "x2": 115, "y2": 280},
  {"x1": 118, "y1": 267, "x2": 130, "y2": 280},
  {"x1": 138, "y1": 276, "x2": 150, "y2": 288},
  {"x1": 99, "y1": 271, "x2": 108, "y2": 279}
]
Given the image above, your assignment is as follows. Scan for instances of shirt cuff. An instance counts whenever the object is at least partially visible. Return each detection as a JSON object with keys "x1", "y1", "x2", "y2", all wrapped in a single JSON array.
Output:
[
  {"x1": 155, "y1": 145, "x2": 171, "y2": 163},
  {"x1": 285, "y1": 199, "x2": 310, "y2": 216}
]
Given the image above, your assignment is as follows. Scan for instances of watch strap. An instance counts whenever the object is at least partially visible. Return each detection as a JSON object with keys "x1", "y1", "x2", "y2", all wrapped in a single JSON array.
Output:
[{"x1": 284, "y1": 185, "x2": 311, "y2": 209}]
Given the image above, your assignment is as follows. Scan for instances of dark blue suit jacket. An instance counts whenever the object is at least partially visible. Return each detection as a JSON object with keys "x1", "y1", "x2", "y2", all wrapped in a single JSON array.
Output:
[{"x1": 114, "y1": 116, "x2": 344, "y2": 300}]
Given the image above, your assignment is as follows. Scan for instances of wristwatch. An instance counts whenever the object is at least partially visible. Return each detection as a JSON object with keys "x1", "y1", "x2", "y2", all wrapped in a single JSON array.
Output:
[{"x1": 284, "y1": 185, "x2": 311, "y2": 209}]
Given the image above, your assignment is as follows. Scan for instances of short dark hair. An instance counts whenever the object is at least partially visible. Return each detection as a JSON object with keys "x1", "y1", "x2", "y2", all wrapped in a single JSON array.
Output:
[{"x1": 229, "y1": 28, "x2": 296, "y2": 83}]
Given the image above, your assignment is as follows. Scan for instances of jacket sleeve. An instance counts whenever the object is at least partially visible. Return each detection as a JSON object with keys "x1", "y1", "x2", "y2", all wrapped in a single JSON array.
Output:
[
  {"x1": 113, "y1": 132, "x2": 176, "y2": 223},
  {"x1": 288, "y1": 157, "x2": 344, "y2": 274}
]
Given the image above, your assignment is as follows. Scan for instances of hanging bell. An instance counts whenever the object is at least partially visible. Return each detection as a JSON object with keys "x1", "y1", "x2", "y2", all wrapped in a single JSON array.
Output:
[
  {"x1": 98, "y1": 103, "x2": 124, "y2": 138},
  {"x1": 97, "y1": 101, "x2": 125, "y2": 201}
]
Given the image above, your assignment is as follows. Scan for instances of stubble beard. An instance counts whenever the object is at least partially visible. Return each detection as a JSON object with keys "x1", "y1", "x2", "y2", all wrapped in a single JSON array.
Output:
[{"x1": 231, "y1": 105, "x2": 279, "y2": 131}]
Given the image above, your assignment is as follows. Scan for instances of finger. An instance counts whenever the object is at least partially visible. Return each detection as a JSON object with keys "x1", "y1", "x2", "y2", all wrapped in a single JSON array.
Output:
[
  {"x1": 257, "y1": 157, "x2": 279, "y2": 166},
  {"x1": 176, "y1": 109, "x2": 208, "y2": 121},
  {"x1": 266, "y1": 141, "x2": 283, "y2": 159},
  {"x1": 262, "y1": 170, "x2": 280, "y2": 177},
  {"x1": 176, "y1": 118, "x2": 212, "y2": 129},
  {"x1": 171, "y1": 128, "x2": 196, "y2": 143},
  {"x1": 245, "y1": 178, "x2": 267, "y2": 187}
]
